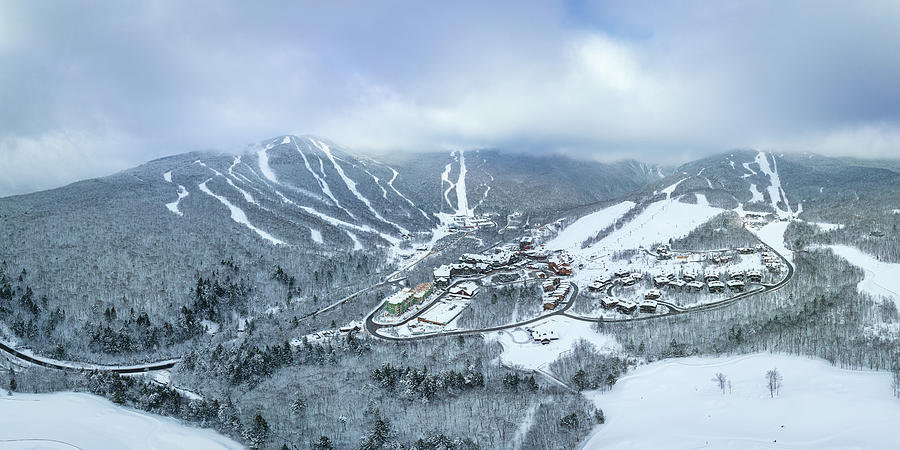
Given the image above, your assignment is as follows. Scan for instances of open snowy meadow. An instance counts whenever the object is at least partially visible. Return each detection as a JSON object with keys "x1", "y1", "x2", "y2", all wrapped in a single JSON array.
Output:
[{"x1": 582, "y1": 353, "x2": 900, "y2": 449}]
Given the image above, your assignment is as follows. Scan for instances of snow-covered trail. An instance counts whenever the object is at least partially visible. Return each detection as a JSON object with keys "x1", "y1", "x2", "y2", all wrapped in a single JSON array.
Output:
[
  {"x1": 751, "y1": 221, "x2": 792, "y2": 261},
  {"x1": 755, "y1": 151, "x2": 791, "y2": 217},
  {"x1": 291, "y1": 137, "x2": 354, "y2": 218},
  {"x1": 581, "y1": 353, "x2": 900, "y2": 450},
  {"x1": 824, "y1": 245, "x2": 900, "y2": 308},
  {"x1": 660, "y1": 178, "x2": 686, "y2": 199},
  {"x1": 311, "y1": 138, "x2": 409, "y2": 234},
  {"x1": 165, "y1": 185, "x2": 189, "y2": 216},
  {"x1": 742, "y1": 161, "x2": 757, "y2": 178},
  {"x1": 455, "y1": 150, "x2": 470, "y2": 215},
  {"x1": 441, "y1": 161, "x2": 456, "y2": 210},
  {"x1": 299, "y1": 204, "x2": 399, "y2": 245},
  {"x1": 195, "y1": 160, "x2": 258, "y2": 205},
  {"x1": 257, "y1": 141, "x2": 280, "y2": 184},
  {"x1": 749, "y1": 183, "x2": 765, "y2": 202},
  {"x1": 199, "y1": 178, "x2": 285, "y2": 245},
  {"x1": 474, "y1": 171, "x2": 493, "y2": 214},
  {"x1": 387, "y1": 167, "x2": 431, "y2": 220},
  {"x1": 163, "y1": 171, "x2": 172, "y2": 183}
]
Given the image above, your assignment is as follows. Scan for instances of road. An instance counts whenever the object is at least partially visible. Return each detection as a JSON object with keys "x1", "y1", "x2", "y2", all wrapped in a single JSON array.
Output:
[
  {"x1": 366, "y1": 236, "x2": 794, "y2": 339},
  {"x1": 0, "y1": 340, "x2": 178, "y2": 374}
]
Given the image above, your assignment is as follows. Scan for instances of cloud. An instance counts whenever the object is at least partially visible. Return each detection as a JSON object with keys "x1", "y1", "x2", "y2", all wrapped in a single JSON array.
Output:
[{"x1": 1, "y1": 1, "x2": 899, "y2": 195}]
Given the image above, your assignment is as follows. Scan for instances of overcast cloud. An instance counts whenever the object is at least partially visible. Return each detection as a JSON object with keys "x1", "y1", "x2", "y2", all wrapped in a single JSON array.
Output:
[{"x1": 1, "y1": 0, "x2": 899, "y2": 195}]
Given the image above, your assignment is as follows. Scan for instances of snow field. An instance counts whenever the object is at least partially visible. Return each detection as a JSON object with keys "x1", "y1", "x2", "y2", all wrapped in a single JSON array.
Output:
[
  {"x1": 751, "y1": 221, "x2": 792, "y2": 261},
  {"x1": 547, "y1": 201, "x2": 636, "y2": 250},
  {"x1": 165, "y1": 185, "x2": 189, "y2": 216},
  {"x1": 582, "y1": 353, "x2": 900, "y2": 449},
  {"x1": 492, "y1": 316, "x2": 620, "y2": 371},
  {"x1": 0, "y1": 392, "x2": 242, "y2": 450},
  {"x1": 824, "y1": 245, "x2": 900, "y2": 308}
]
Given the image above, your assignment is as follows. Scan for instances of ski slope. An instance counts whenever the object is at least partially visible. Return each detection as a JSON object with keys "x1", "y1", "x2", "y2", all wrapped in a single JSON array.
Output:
[
  {"x1": 591, "y1": 198, "x2": 723, "y2": 251},
  {"x1": 752, "y1": 221, "x2": 793, "y2": 261},
  {"x1": 165, "y1": 185, "x2": 189, "y2": 216},
  {"x1": 455, "y1": 150, "x2": 470, "y2": 215},
  {"x1": 826, "y1": 245, "x2": 900, "y2": 308},
  {"x1": 257, "y1": 143, "x2": 279, "y2": 184},
  {"x1": 582, "y1": 353, "x2": 900, "y2": 449},
  {"x1": 387, "y1": 167, "x2": 430, "y2": 220},
  {"x1": 755, "y1": 151, "x2": 791, "y2": 217},
  {"x1": 198, "y1": 179, "x2": 285, "y2": 246},
  {"x1": 547, "y1": 202, "x2": 635, "y2": 250},
  {"x1": 0, "y1": 392, "x2": 242, "y2": 450},
  {"x1": 291, "y1": 137, "x2": 353, "y2": 218}
]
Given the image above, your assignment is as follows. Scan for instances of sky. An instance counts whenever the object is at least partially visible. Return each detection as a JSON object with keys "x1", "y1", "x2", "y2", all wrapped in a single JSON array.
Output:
[{"x1": 1, "y1": 0, "x2": 899, "y2": 196}]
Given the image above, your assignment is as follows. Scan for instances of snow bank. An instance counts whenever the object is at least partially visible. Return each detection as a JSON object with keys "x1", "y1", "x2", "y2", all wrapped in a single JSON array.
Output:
[
  {"x1": 492, "y1": 316, "x2": 619, "y2": 371},
  {"x1": 826, "y1": 245, "x2": 900, "y2": 308},
  {"x1": 583, "y1": 353, "x2": 900, "y2": 449},
  {"x1": 547, "y1": 202, "x2": 635, "y2": 250},
  {"x1": 0, "y1": 392, "x2": 242, "y2": 449}
]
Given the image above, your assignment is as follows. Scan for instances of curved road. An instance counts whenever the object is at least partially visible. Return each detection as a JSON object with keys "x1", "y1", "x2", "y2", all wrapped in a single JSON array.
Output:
[
  {"x1": 366, "y1": 237, "x2": 794, "y2": 340},
  {"x1": 0, "y1": 340, "x2": 178, "y2": 374}
]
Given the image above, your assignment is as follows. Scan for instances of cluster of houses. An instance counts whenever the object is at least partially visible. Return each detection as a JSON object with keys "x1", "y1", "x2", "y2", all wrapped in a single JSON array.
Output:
[
  {"x1": 433, "y1": 250, "x2": 522, "y2": 287},
  {"x1": 385, "y1": 282, "x2": 435, "y2": 316},
  {"x1": 447, "y1": 214, "x2": 495, "y2": 232},
  {"x1": 542, "y1": 278, "x2": 572, "y2": 310},
  {"x1": 598, "y1": 296, "x2": 659, "y2": 314},
  {"x1": 761, "y1": 251, "x2": 783, "y2": 272}
]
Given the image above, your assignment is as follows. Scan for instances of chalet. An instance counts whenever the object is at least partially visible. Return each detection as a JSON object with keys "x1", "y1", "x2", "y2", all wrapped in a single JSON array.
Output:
[
  {"x1": 615, "y1": 268, "x2": 630, "y2": 278},
  {"x1": 617, "y1": 300, "x2": 637, "y2": 314},
  {"x1": 737, "y1": 247, "x2": 755, "y2": 254},
  {"x1": 639, "y1": 299, "x2": 658, "y2": 313},
  {"x1": 682, "y1": 270, "x2": 698, "y2": 282},
  {"x1": 547, "y1": 260, "x2": 572, "y2": 276},
  {"x1": 747, "y1": 270, "x2": 763, "y2": 283},
  {"x1": 667, "y1": 279, "x2": 687, "y2": 290},
  {"x1": 726, "y1": 279, "x2": 745, "y2": 292},
  {"x1": 339, "y1": 322, "x2": 361, "y2": 333},
  {"x1": 587, "y1": 281, "x2": 603, "y2": 291},
  {"x1": 433, "y1": 265, "x2": 451, "y2": 287},
  {"x1": 448, "y1": 282, "x2": 479, "y2": 298},
  {"x1": 728, "y1": 270, "x2": 745, "y2": 280},
  {"x1": 621, "y1": 276, "x2": 637, "y2": 287},
  {"x1": 519, "y1": 237, "x2": 534, "y2": 251},
  {"x1": 704, "y1": 270, "x2": 720, "y2": 282},
  {"x1": 385, "y1": 288, "x2": 414, "y2": 315},
  {"x1": 708, "y1": 280, "x2": 726, "y2": 293},
  {"x1": 766, "y1": 262, "x2": 782, "y2": 273},
  {"x1": 597, "y1": 274, "x2": 612, "y2": 285},
  {"x1": 630, "y1": 272, "x2": 644, "y2": 280},
  {"x1": 644, "y1": 289, "x2": 661, "y2": 300},
  {"x1": 542, "y1": 280, "x2": 556, "y2": 292},
  {"x1": 601, "y1": 297, "x2": 619, "y2": 309},
  {"x1": 686, "y1": 280, "x2": 704, "y2": 291},
  {"x1": 653, "y1": 276, "x2": 670, "y2": 288},
  {"x1": 531, "y1": 330, "x2": 559, "y2": 345}
]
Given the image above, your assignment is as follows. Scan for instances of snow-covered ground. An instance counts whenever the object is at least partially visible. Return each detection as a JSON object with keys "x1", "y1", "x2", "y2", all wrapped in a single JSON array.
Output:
[
  {"x1": 582, "y1": 353, "x2": 900, "y2": 449},
  {"x1": 491, "y1": 316, "x2": 619, "y2": 371},
  {"x1": 165, "y1": 185, "x2": 189, "y2": 216},
  {"x1": 754, "y1": 151, "x2": 792, "y2": 217},
  {"x1": 0, "y1": 392, "x2": 242, "y2": 450},
  {"x1": 547, "y1": 202, "x2": 635, "y2": 250},
  {"x1": 810, "y1": 222, "x2": 844, "y2": 232},
  {"x1": 825, "y1": 245, "x2": 900, "y2": 307},
  {"x1": 751, "y1": 221, "x2": 792, "y2": 261}
]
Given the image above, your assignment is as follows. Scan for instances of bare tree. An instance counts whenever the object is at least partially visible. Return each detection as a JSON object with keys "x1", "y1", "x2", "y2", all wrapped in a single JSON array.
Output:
[
  {"x1": 766, "y1": 368, "x2": 782, "y2": 398},
  {"x1": 712, "y1": 372, "x2": 727, "y2": 395}
]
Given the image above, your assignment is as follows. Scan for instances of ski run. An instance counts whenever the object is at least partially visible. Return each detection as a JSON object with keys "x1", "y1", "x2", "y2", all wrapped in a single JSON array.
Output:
[{"x1": 198, "y1": 178, "x2": 285, "y2": 246}]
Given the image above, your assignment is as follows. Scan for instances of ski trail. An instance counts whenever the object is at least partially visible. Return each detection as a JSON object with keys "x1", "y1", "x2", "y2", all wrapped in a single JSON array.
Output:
[
  {"x1": 749, "y1": 183, "x2": 764, "y2": 202},
  {"x1": 387, "y1": 167, "x2": 431, "y2": 221},
  {"x1": 291, "y1": 137, "x2": 350, "y2": 216},
  {"x1": 198, "y1": 178, "x2": 285, "y2": 245},
  {"x1": 165, "y1": 185, "x2": 189, "y2": 216},
  {"x1": 754, "y1": 151, "x2": 791, "y2": 216},
  {"x1": 257, "y1": 141, "x2": 279, "y2": 183},
  {"x1": 455, "y1": 150, "x2": 470, "y2": 216},
  {"x1": 298, "y1": 205, "x2": 399, "y2": 245},
  {"x1": 660, "y1": 178, "x2": 686, "y2": 199},
  {"x1": 363, "y1": 167, "x2": 389, "y2": 201},
  {"x1": 741, "y1": 161, "x2": 757, "y2": 179},
  {"x1": 705, "y1": 177, "x2": 713, "y2": 189},
  {"x1": 441, "y1": 161, "x2": 455, "y2": 210},
  {"x1": 474, "y1": 172, "x2": 493, "y2": 213},
  {"x1": 195, "y1": 160, "x2": 257, "y2": 205},
  {"x1": 163, "y1": 171, "x2": 172, "y2": 183},
  {"x1": 346, "y1": 232, "x2": 363, "y2": 251},
  {"x1": 310, "y1": 138, "x2": 408, "y2": 234}
]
